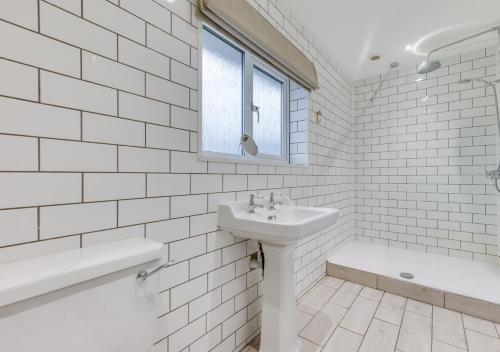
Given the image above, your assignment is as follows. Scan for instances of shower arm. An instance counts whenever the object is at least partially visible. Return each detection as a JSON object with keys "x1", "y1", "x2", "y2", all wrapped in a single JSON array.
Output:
[{"x1": 426, "y1": 26, "x2": 500, "y2": 62}]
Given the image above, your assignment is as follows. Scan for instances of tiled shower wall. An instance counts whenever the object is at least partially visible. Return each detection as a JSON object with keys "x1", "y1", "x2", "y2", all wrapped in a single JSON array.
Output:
[
  {"x1": 0, "y1": 0, "x2": 353, "y2": 351},
  {"x1": 353, "y1": 47, "x2": 499, "y2": 262},
  {"x1": 289, "y1": 81, "x2": 309, "y2": 165}
]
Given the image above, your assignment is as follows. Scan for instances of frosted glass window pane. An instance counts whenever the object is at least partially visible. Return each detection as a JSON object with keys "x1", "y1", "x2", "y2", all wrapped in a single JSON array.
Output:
[
  {"x1": 202, "y1": 28, "x2": 243, "y2": 155},
  {"x1": 253, "y1": 67, "x2": 283, "y2": 156}
]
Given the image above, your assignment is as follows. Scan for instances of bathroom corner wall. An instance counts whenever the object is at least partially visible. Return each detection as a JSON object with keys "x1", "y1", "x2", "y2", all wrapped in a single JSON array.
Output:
[
  {"x1": 289, "y1": 81, "x2": 309, "y2": 166},
  {"x1": 353, "y1": 47, "x2": 498, "y2": 262},
  {"x1": 0, "y1": 0, "x2": 354, "y2": 351}
]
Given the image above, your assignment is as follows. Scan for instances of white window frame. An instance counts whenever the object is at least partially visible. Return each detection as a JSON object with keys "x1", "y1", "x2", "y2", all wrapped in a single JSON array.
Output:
[{"x1": 198, "y1": 23, "x2": 290, "y2": 165}]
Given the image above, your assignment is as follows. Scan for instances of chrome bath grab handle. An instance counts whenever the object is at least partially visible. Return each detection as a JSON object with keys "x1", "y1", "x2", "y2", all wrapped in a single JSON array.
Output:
[{"x1": 137, "y1": 260, "x2": 176, "y2": 282}]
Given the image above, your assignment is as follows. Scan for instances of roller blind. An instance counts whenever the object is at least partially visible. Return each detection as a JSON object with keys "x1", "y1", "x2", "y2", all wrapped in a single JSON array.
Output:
[{"x1": 198, "y1": 0, "x2": 319, "y2": 91}]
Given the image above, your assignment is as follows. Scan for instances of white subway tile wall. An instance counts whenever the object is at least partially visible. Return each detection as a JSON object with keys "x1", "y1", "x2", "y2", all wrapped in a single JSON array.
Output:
[
  {"x1": 353, "y1": 47, "x2": 498, "y2": 263},
  {"x1": 0, "y1": 0, "x2": 353, "y2": 351},
  {"x1": 289, "y1": 81, "x2": 309, "y2": 165}
]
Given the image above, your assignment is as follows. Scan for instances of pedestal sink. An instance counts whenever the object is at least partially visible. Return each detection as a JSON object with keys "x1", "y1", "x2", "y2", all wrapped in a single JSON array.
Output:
[{"x1": 217, "y1": 196, "x2": 339, "y2": 352}]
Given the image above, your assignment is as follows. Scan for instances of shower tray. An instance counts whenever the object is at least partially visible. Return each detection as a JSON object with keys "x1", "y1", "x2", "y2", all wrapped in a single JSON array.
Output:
[{"x1": 327, "y1": 241, "x2": 500, "y2": 323}]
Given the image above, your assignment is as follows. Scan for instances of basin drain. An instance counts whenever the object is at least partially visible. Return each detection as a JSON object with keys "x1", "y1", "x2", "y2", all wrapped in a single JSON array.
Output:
[{"x1": 400, "y1": 272, "x2": 414, "y2": 279}]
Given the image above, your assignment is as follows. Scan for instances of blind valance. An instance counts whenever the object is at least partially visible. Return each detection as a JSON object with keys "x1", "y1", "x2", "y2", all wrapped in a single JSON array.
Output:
[{"x1": 198, "y1": 0, "x2": 319, "y2": 90}]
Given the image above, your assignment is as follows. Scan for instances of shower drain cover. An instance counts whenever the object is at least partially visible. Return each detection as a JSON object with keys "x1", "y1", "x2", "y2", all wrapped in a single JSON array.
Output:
[{"x1": 400, "y1": 272, "x2": 415, "y2": 279}]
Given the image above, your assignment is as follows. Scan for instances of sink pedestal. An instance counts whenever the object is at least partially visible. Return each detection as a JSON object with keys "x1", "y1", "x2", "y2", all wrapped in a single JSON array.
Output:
[{"x1": 259, "y1": 243, "x2": 301, "y2": 352}]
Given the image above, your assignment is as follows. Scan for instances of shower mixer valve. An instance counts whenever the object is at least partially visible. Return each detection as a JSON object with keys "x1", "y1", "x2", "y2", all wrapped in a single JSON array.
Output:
[
  {"x1": 486, "y1": 167, "x2": 500, "y2": 182},
  {"x1": 486, "y1": 165, "x2": 500, "y2": 193}
]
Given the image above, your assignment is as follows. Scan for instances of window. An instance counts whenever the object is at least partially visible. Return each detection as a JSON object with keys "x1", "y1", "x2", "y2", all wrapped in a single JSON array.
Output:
[
  {"x1": 201, "y1": 28, "x2": 243, "y2": 155},
  {"x1": 252, "y1": 67, "x2": 284, "y2": 157},
  {"x1": 200, "y1": 25, "x2": 289, "y2": 163}
]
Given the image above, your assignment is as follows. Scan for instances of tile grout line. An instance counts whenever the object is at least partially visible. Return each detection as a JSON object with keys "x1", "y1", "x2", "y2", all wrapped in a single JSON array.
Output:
[
  {"x1": 431, "y1": 301, "x2": 434, "y2": 351},
  {"x1": 460, "y1": 313, "x2": 470, "y2": 351},
  {"x1": 393, "y1": 298, "x2": 409, "y2": 352}
]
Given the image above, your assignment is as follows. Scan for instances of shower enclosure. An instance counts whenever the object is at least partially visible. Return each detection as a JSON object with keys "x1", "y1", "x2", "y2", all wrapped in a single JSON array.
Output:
[
  {"x1": 356, "y1": 25, "x2": 500, "y2": 264},
  {"x1": 415, "y1": 25, "x2": 500, "y2": 265},
  {"x1": 497, "y1": 38, "x2": 500, "y2": 263}
]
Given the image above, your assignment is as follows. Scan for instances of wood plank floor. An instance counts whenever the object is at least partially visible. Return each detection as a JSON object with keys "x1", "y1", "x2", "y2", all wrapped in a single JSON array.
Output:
[{"x1": 243, "y1": 277, "x2": 500, "y2": 352}]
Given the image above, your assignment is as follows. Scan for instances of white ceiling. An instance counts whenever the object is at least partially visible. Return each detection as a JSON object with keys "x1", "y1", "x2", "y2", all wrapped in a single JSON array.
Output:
[{"x1": 279, "y1": 0, "x2": 500, "y2": 80}]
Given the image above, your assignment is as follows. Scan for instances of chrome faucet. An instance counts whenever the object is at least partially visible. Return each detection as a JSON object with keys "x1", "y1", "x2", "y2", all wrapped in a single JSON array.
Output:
[
  {"x1": 268, "y1": 192, "x2": 283, "y2": 210},
  {"x1": 269, "y1": 192, "x2": 276, "y2": 210},
  {"x1": 248, "y1": 194, "x2": 264, "y2": 214}
]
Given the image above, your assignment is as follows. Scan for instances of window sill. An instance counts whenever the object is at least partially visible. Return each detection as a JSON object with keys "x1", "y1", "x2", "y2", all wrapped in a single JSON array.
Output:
[{"x1": 198, "y1": 152, "x2": 308, "y2": 168}]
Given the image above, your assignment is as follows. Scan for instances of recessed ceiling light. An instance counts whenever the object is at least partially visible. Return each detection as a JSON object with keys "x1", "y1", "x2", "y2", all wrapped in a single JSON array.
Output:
[
  {"x1": 415, "y1": 77, "x2": 424, "y2": 82},
  {"x1": 422, "y1": 96, "x2": 429, "y2": 101},
  {"x1": 405, "y1": 44, "x2": 413, "y2": 51}
]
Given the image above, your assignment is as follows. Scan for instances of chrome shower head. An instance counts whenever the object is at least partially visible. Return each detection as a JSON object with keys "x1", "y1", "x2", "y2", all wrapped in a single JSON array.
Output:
[
  {"x1": 416, "y1": 60, "x2": 441, "y2": 74},
  {"x1": 418, "y1": 26, "x2": 499, "y2": 75}
]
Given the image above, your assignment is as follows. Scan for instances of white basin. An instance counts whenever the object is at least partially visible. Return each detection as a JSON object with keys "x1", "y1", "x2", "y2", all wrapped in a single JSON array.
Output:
[
  {"x1": 217, "y1": 197, "x2": 339, "y2": 246},
  {"x1": 217, "y1": 196, "x2": 339, "y2": 352}
]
